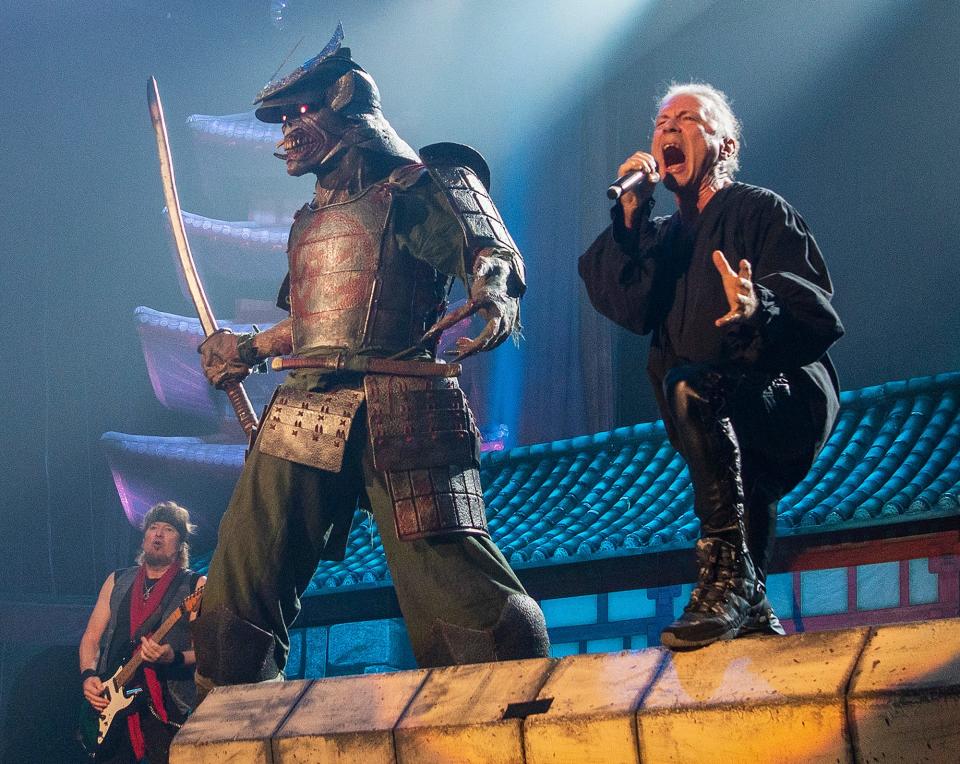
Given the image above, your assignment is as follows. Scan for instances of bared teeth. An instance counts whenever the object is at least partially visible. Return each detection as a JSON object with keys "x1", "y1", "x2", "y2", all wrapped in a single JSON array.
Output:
[{"x1": 282, "y1": 134, "x2": 317, "y2": 152}]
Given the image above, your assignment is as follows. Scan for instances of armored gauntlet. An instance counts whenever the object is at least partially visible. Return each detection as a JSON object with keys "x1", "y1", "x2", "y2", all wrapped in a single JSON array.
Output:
[{"x1": 198, "y1": 329, "x2": 258, "y2": 389}]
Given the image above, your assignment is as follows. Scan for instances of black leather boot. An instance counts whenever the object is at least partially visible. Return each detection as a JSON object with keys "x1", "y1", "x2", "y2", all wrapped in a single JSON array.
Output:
[
  {"x1": 660, "y1": 537, "x2": 763, "y2": 649},
  {"x1": 191, "y1": 606, "x2": 282, "y2": 701},
  {"x1": 660, "y1": 366, "x2": 770, "y2": 649},
  {"x1": 740, "y1": 592, "x2": 787, "y2": 636}
]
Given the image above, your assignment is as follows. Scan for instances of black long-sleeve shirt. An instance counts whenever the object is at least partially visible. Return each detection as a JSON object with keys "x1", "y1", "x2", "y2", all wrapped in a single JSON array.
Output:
[{"x1": 579, "y1": 182, "x2": 843, "y2": 446}]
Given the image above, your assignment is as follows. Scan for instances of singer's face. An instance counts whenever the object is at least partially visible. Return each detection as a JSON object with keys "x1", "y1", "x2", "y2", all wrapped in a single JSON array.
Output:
[{"x1": 652, "y1": 94, "x2": 723, "y2": 193}]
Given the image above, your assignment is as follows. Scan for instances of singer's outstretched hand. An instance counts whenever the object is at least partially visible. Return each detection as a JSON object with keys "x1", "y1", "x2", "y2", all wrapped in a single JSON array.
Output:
[
  {"x1": 712, "y1": 250, "x2": 757, "y2": 326},
  {"x1": 617, "y1": 151, "x2": 658, "y2": 228}
]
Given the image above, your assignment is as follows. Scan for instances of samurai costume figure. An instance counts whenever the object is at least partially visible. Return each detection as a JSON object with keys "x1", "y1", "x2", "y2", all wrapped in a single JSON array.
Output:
[{"x1": 192, "y1": 27, "x2": 549, "y2": 692}]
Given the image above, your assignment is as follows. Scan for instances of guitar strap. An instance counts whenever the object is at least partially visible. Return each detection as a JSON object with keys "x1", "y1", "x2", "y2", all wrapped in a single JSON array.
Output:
[{"x1": 127, "y1": 564, "x2": 182, "y2": 759}]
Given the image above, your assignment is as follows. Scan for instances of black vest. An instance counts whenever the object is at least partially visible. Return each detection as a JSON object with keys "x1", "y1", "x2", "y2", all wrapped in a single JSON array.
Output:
[{"x1": 97, "y1": 566, "x2": 199, "y2": 716}]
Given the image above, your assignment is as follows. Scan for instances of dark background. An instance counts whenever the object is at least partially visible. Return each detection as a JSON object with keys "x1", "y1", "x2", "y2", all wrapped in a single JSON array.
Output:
[{"x1": 1, "y1": 0, "x2": 957, "y2": 614}]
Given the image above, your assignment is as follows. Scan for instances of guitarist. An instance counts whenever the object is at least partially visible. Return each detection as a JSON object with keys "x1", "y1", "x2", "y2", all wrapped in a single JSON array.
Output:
[{"x1": 79, "y1": 502, "x2": 205, "y2": 763}]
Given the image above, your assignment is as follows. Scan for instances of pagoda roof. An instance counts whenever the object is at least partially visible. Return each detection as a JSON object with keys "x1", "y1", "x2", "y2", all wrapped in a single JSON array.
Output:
[
  {"x1": 185, "y1": 112, "x2": 280, "y2": 147},
  {"x1": 100, "y1": 432, "x2": 244, "y2": 549},
  {"x1": 134, "y1": 306, "x2": 477, "y2": 422},
  {"x1": 177, "y1": 210, "x2": 289, "y2": 282},
  {"x1": 134, "y1": 306, "x2": 281, "y2": 425},
  {"x1": 162, "y1": 370, "x2": 960, "y2": 608},
  {"x1": 181, "y1": 210, "x2": 288, "y2": 249}
]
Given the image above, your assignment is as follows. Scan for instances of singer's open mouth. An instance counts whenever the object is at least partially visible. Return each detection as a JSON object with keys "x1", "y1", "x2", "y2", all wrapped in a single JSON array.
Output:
[{"x1": 663, "y1": 144, "x2": 685, "y2": 170}]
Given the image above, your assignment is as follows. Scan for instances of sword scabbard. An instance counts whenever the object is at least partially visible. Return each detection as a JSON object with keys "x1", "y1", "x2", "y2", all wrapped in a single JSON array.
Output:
[{"x1": 270, "y1": 355, "x2": 461, "y2": 378}]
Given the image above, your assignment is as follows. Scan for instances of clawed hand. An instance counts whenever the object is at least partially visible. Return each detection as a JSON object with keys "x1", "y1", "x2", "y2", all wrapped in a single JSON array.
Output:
[
  {"x1": 197, "y1": 328, "x2": 251, "y2": 389},
  {"x1": 421, "y1": 254, "x2": 521, "y2": 361},
  {"x1": 712, "y1": 250, "x2": 757, "y2": 327}
]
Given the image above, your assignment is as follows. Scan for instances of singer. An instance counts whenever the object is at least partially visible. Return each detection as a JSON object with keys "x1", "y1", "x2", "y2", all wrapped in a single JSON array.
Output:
[{"x1": 579, "y1": 83, "x2": 844, "y2": 649}]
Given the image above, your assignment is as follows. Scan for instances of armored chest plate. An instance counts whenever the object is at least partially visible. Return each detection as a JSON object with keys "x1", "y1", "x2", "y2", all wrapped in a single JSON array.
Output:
[{"x1": 287, "y1": 187, "x2": 392, "y2": 354}]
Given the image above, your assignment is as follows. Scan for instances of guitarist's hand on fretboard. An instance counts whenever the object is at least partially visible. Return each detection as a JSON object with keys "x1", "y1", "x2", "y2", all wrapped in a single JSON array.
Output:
[
  {"x1": 139, "y1": 635, "x2": 175, "y2": 664},
  {"x1": 83, "y1": 675, "x2": 110, "y2": 712}
]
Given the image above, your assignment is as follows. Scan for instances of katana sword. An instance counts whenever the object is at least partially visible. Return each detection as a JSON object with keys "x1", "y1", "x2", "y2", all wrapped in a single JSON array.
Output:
[{"x1": 147, "y1": 76, "x2": 259, "y2": 436}]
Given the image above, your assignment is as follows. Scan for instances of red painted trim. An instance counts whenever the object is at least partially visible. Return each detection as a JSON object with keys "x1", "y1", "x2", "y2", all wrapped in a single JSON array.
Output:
[
  {"x1": 788, "y1": 531, "x2": 960, "y2": 571},
  {"x1": 899, "y1": 559, "x2": 910, "y2": 608},
  {"x1": 780, "y1": 549, "x2": 960, "y2": 635},
  {"x1": 930, "y1": 554, "x2": 960, "y2": 604},
  {"x1": 793, "y1": 602, "x2": 959, "y2": 633}
]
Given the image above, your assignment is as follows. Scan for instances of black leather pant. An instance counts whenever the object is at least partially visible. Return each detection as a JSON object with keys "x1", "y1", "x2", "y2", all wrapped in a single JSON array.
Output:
[{"x1": 663, "y1": 364, "x2": 818, "y2": 581}]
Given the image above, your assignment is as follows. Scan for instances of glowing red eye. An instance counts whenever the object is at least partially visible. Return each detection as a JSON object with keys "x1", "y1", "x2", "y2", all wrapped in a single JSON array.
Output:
[
  {"x1": 299, "y1": 104, "x2": 308, "y2": 114},
  {"x1": 281, "y1": 115, "x2": 287, "y2": 122}
]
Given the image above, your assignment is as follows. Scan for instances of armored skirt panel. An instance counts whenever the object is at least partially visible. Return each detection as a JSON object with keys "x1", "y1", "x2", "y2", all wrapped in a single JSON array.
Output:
[
  {"x1": 365, "y1": 374, "x2": 486, "y2": 541},
  {"x1": 286, "y1": 181, "x2": 447, "y2": 357},
  {"x1": 254, "y1": 373, "x2": 487, "y2": 543}
]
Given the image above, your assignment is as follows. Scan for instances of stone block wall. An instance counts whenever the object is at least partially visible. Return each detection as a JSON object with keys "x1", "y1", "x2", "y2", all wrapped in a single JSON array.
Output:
[{"x1": 282, "y1": 550, "x2": 959, "y2": 677}]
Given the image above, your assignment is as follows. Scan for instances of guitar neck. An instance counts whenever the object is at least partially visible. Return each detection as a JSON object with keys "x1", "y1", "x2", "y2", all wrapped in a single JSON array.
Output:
[{"x1": 113, "y1": 601, "x2": 185, "y2": 689}]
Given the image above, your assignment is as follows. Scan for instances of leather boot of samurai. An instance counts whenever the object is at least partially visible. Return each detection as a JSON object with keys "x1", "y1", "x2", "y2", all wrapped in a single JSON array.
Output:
[
  {"x1": 658, "y1": 366, "x2": 769, "y2": 649},
  {"x1": 191, "y1": 606, "x2": 283, "y2": 703}
]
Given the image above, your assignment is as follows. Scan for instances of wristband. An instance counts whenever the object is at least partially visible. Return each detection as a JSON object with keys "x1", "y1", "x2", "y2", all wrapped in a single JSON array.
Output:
[
  {"x1": 236, "y1": 330, "x2": 261, "y2": 367},
  {"x1": 170, "y1": 650, "x2": 185, "y2": 668},
  {"x1": 80, "y1": 668, "x2": 98, "y2": 682}
]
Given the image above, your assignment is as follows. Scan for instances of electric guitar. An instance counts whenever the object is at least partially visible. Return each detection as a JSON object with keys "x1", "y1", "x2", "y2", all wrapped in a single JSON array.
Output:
[{"x1": 79, "y1": 585, "x2": 203, "y2": 757}]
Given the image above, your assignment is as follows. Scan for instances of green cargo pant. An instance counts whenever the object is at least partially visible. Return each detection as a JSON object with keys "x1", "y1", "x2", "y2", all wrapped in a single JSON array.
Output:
[{"x1": 194, "y1": 408, "x2": 548, "y2": 684}]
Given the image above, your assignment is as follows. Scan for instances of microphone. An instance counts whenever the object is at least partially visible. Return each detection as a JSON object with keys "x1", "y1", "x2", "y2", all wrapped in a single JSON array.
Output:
[{"x1": 607, "y1": 167, "x2": 661, "y2": 200}]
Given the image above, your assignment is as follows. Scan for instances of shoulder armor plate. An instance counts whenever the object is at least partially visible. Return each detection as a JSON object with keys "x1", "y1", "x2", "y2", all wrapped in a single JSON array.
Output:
[{"x1": 419, "y1": 143, "x2": 520, "y2": 258}]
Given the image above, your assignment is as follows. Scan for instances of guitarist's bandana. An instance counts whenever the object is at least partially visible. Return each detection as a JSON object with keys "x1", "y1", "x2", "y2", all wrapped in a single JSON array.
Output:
[{"x1": 127, "y1": 564, "x2": 180, "y2": 758}]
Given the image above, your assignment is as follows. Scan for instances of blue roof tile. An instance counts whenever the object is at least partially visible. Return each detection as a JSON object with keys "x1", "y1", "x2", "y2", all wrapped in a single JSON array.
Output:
[{"x1": 177, "y1": 371, "x2": 960, "y2": 591}]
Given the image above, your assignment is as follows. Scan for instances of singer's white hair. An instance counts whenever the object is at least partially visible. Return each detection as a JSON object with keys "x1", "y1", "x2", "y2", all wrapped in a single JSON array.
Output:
[{"x1": 659, "y1": 82, "x2": 742, "y2": 179}]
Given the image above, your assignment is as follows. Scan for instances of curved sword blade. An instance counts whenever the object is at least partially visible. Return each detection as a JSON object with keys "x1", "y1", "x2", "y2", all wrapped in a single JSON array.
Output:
[
  {"x1": 147, "y1": 76, "x2": 258, "y2": 436},
  {"x1": 147, "y1": 76, "x2": 218, "y2": 337}
]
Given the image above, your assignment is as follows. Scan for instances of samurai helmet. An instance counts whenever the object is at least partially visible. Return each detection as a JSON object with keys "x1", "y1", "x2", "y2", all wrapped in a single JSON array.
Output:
[
  {"x1": 253, "y1": 23, "x2": 417, "y2": 174},
  {"x1": 254, "y1": 23, "x2": 380, "y2": 125}
]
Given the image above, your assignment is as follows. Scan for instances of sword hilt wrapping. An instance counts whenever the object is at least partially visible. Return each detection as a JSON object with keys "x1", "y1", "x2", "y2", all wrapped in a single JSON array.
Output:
[{"x1": 224, "y1": 382, "x2": 258, "y2": 436}]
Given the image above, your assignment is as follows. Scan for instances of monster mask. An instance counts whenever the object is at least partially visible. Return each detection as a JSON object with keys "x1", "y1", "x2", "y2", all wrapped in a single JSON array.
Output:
[{"x1": 254, "y1": 25, "x2": 416, "y2": 178}]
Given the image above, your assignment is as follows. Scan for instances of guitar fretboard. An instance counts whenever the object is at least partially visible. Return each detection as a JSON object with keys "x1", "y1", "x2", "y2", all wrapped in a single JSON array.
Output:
[{"x1": 112, "y1": 587, "x2": 202, "y2": 690}]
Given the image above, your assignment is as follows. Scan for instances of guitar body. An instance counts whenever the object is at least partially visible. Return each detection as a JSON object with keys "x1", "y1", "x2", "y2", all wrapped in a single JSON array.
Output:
[
  {"x1": 78, "y1": 586, "x2": 203, "y2": 759},
  {"x1": 79, "y1": 660, "x2": 144, "y2": 758}
]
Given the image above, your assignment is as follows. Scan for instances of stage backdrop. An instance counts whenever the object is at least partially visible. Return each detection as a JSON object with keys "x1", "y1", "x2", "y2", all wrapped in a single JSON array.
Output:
[{"x1": 0, "y1": 0, "x2": 958, "y2": 601}]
